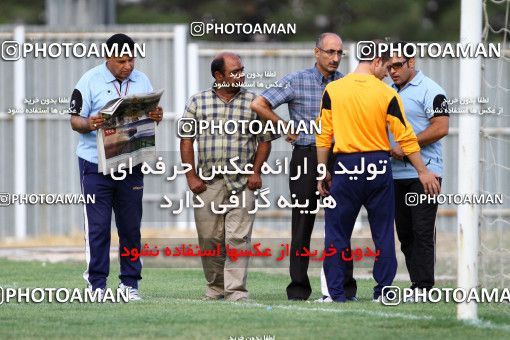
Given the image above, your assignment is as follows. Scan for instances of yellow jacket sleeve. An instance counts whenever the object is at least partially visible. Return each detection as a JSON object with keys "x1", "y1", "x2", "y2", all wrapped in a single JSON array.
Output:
[
  {"x1": 316, "y1": 89, "x2": 334, "y2": 148},
  {"x1": 386, "y1": 95, "x2": 420, "y2": 155}
]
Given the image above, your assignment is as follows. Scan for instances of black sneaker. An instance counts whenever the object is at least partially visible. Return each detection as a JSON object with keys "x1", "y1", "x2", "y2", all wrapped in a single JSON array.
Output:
[{"x1": 288, "y1": 297, "x2": 307, "y2": 301}]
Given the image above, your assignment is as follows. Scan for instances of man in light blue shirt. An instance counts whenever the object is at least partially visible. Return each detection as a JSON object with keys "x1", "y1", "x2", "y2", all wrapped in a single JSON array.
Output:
[
  {"x1": 69, "y1": 33, "x2": 163, "y2": 300},
  {"x1": 388, "y1": 41, "x2": 449, "y2": 293}
]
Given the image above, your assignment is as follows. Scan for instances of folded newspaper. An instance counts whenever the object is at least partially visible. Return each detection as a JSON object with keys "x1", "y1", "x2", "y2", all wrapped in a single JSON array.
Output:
[{"x1": 97, "y1": 89, "x2": 163, "y2": 174}]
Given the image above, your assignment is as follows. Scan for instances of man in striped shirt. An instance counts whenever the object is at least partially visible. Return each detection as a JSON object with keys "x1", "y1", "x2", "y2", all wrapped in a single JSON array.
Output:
[{"x1": 179, "y1": 52, "x2": 276, "y2": 301}]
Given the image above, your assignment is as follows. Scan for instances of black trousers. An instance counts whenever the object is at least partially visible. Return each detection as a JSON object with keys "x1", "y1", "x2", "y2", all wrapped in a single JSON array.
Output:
[
  {"x1": 286, "y1": 146, "x2": 356, "y2": 300},
  {"x1": 394, "y1": 178, "x2": 441, "y2": 289}
]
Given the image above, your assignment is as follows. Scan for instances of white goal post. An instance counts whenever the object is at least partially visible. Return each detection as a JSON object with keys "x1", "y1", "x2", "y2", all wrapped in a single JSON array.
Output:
[{"x1": 457, "y1": 0, "x2": 482, "y2": 321}]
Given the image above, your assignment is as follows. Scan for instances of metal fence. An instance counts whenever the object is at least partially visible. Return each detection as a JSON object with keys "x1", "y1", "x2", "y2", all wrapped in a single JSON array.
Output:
[{"x1": 0, "y1": 24, "x2": 508, "y2": 240}]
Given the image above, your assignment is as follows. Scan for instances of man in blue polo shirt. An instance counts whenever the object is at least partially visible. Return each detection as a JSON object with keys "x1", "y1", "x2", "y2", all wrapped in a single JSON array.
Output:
[
  {"x1": 69, "y1": 33, "x2": 163, "y2": 300},
  {"x1": 388, "y1": 42, "x2": 449, "y2": 294}
]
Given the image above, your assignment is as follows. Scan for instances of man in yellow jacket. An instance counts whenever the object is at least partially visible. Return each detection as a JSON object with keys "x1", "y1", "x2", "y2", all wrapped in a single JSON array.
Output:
[{"x1": 316, "y1": 41, "x2": 440, "y2": 302}]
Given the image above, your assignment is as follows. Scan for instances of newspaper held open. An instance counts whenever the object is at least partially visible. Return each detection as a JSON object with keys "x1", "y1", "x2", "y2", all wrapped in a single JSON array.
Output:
[{"x1": 97, "y1": 89, "x2": 164, "y2": 175}]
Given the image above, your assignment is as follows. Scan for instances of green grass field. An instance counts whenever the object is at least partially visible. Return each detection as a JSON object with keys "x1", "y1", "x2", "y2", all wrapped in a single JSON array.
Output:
[{"x1": 0, "y1": 259, "x2": 509, "y2": 339}]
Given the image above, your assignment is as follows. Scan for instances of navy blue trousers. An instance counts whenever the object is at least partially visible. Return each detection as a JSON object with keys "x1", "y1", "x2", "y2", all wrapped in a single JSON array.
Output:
[
  {"x1": 324, "y1": 151, "x2": 397, "y2": 301},
  {"x1": 79, "y1": 158, "x2": 143, "y2": 290}
]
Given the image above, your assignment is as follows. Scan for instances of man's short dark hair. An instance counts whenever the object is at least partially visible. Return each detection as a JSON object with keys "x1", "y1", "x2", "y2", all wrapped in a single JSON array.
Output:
[
  {"x1": 379, "y1": 41, "x2": 391, "y2": 62},
  {"x1": 211, "y1": 56, "x2": 226, "y2": 77},
  {"x1": 393, "y1": 41, "x2": 415, "y2": 59},
  {"x1": 210, "y1": 52, "x2": 241, "y2": 78},
  {"x1": 106, "y1": 33, "x2": 135, "y2": 56}
]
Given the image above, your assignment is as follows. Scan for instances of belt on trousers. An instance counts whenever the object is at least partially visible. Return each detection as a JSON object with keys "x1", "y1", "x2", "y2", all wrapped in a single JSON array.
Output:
[{"x1": 293, "y1": 144, "x2": 316, "y2": 150}]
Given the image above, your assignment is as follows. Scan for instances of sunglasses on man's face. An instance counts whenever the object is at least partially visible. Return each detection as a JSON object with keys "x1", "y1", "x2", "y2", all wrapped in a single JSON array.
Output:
[{"x1": 387, "y1": 60, "x2": 408, "y2": 71}]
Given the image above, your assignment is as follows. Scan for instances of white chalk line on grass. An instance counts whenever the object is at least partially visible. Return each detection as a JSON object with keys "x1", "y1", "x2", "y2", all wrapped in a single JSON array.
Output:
[
  {"x1": 169, "y1": 298, "x2": 510, "y2": 332},
  {"x1": 256, "y1": 303, "x2": 432, "y2": 321},
  {"x1": 170, "y1": 298, "x2": 432, "y2": 321},
  {"x1": 463, "y1": 319, "x2": 510, "y2": 332}
]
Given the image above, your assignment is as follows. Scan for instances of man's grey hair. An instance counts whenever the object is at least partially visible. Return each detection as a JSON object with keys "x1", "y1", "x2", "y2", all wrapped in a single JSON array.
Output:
[{"x1": 315, "y1": 32, "x2": 341, "y2": 48}]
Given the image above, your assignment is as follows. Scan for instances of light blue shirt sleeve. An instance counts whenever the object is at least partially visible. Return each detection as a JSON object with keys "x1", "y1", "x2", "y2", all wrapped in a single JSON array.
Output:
[
  {"x1": 261, "y1": 73, "x2": 295, "y2": 109},
  {"x1": 74, "y1": 75, "x2": 92, "y2": 118}
]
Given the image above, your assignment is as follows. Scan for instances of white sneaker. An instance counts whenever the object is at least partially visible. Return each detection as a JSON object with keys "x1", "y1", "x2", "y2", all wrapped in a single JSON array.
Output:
[
  {"x1": 372, "y1": 295, "x2": 396, "y2": 304},
  {"x1": 119, "y1": 283, "x2": 142, "y2": 301},
  {"x1": 314, "y1": 295, "x2": 333, "y2": 303},
  {"x1": 85, "y1": 285, "x2": 105, "y2": 302},
  {"x1": 372, "y1": 295, "x2": 389, "y2": 303},
  {"x1": 410, "y1": 288, "x2": 426, "y2": 303},
  {"x1": 404, "y1": 289, "x2": 415, "y2": 303}
]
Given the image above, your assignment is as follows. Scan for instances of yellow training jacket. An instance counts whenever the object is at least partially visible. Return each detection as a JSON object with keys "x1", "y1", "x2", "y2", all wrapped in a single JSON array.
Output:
[{"x1": 316, "y1": 73, "x2": 420, "y2": 155}]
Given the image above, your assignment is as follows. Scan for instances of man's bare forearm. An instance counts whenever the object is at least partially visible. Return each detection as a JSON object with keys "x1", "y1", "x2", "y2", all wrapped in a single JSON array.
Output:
[
  {"x1": 251, "y1": 96, "x2": 284, "y2": 124},
  {"x1": 179, "y1": 138, "x2": 198, "y2": 178},
  {"x1": 406, "y1": 151, "x2": 429, "y2": 174},
  {"x1": 417, "y1": 116, "x2": 449, "y2": 147},
  {"x1": 70, "y1": 115, "x2": 91, "y2": 134},
  {"x1": 317, "y1": 147, "x2": 330, "y2": 166},
  {"x1": 252, "y1": 141, "x2": 271, "y2": 174}
]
